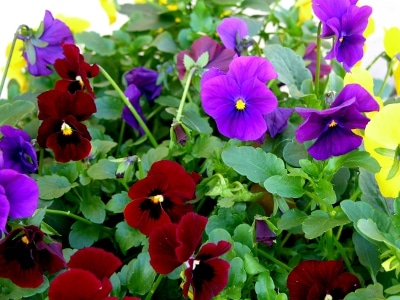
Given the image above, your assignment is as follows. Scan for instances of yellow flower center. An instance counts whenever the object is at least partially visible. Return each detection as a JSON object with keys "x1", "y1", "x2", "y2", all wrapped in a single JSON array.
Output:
[
  {"x1": 21, "y1": 235, "x2": 29, "y2": 245},
  {"x1": 328, "y1": 119, "x2": 337, "y2": 127},
  {"x1": 149, "y1": 194, "x2": 164, "y2": 204},
  {"x1": 76, "y1": 75, "x2": 84, "y2": 88},
  {"x1": 61, "y1": 122, "x2": 73, "y2": 136},
  {"x1": 235, "y1": 98, "x2": 246, "y2": 110}
]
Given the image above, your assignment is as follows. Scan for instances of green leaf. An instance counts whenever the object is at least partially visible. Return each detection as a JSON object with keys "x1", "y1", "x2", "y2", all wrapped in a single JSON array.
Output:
[
  {"x1": 341, "y1": 200, "x2": 375, "y2": 223},
  {"x1": 227, "y1": 257, "x2": 247, "y2": 286},
  {"x1": 264, "y1": 175, "x2": 305, "y2": 198},
  {"x1": 124, "y1": 4, "x2": 175, "y2": 32},
  {"x1": 358, "y1": 169, "x2": 392, "y2": 212},
  {"x1": 190, "y1": 1, "x2": 213, "y2": 33},
  {"x1": 344, "y1": 283, "x2": 385, "y2": 300},
  {"x1": 87, "y1": 159, "x2": 118, "y2": 180},
  {"x1": 192, "y1": 135, "x2": 224, "y2": 159},
  {"x1": 222, "y1": 146, "x2": 286, "y2": 184},
  {"x1": 181, "y1": 102, "x2": 213, "y2": 134},
  {"x1": 196, "y1": 51, "x2": 209, "y2": 68},
  {"x1": 255, "y1": 271, "x2": 277, "y2": 300},
  {"x1": 140, "y1": 146, "x2": 169, "y2": 173},
  {"x1": 277, "y1": 208, "x2": 308, "y2": 231},
  {"x1": 37, "y1": 174, "x2": 77, "y2": 200},
  {"x1": 264, "y1": 44, "x2": 312, "y2": 97},
  {"x1": 0, "y1": 277, "x2": 49, "y2": 300},
  {"x1": 353, "y1": 233, "x2": 381, "y2": 280},
  {"x1": 94, "y1": 96, "x2": 124, "y2": 120},
  {"x1": 244, "y1": 253, "x2": 268, "y2": 275},
  {"x1": 356, "y1": 219, "x2": 390, "y2": 244},
  {"x1": 106, "y1": 191, "x2": 131, "y2": 213},
  {"x1": 74, "y1": 31, "x2": 115, "y2": 56},
  {"x1": 0, "y1": 100, "x2": 35, "y2": 126},
  {"x1": 302, "y1": 210, "x2": 350, "y2": 239},
  {"x1": 150, "y1": 31, "x2": 177, "y2": 53},
  {"x1": 315, "y1": 179, "x2": 337, "y2": 205},
  {"x1": 127, "y1": 252, "x2": 156, "y2": 295},
  {"x1": 69, "y1": 221, "x2": 100, "y2": 249},
  {"x1": 282, "y1": 141, "x2": 308, "y2": 167},
  {"x1": 325, "y1": 150, "x2": 381, "y2": 176},
  {"x1": 80, "y1": 196, "x2": 106, "y2": 224},
  {"x1": 232, "y1": 224, "x2": 253, "y2": 249},
  {"x1": 115, "y1": 221, "x2": 146, "y2": 255}
]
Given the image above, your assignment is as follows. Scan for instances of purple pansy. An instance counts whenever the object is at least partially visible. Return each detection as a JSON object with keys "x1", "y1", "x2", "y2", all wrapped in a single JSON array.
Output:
[
  {"x1": 217, "y1": 17, "x2": 252, "y2": 55},
  {"x1": 200, "y1": 56, "x2": 278, "y2": 141},
  {"x1": 124, "y1": 67, "x2": 162, "y2": 102},
  {"x1": 0, "y1": 125, "x2": 38, "y2": 174},
  {"x1": 312, "y1": 0, "x2": 372, "y2": 71},
  {"x1": 265, "y1": 107, "x2": 294, "y2": 138},
  {"x1": 19, "y1": 10, "x2": 74, "y2": 76},
  {"x1": 255, "y1": 219, "x2": 277, "y2": 247},
  {"x1": 122, "y1": 84, "x2": 147, "y2": 134},
  {"x1": 0, "y1": 169, "x2": 39, "y2": 233},
  {"x1": 295, "y1": 84, "x2": 379, "y2": 160},
  {"x1": 303, "y1": 42, "x2": 332, "y2": 79}
]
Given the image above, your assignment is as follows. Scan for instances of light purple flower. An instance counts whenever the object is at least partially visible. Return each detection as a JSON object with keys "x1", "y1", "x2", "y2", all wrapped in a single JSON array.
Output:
[
  {"x1": 0, "y1": 169, "x2": 39, "y2": 233},
  {"x1": 124, "y1": 67, "x2": 162, "y2": 102},
  {"x1": 19, "y1": 10, "x2": 74, "y2": 76},
  {"x1": 312, "y1": 0, "x2": 372, "y2": 71},
  {"x1": 295, "y1": 84, "x2": 379, "y2": 160},
  {"x1": 201, "y1": 56, "x2": 278, "y2": 141},
  {"x1": 0, "y1": 125, "x2": 38, "y2": 174},
  {"x1": 122, "y1": 84, "x2": 146, "y2": 134},
  {"x1": 217, "y1": 17, "x2": 252, "y2": 55}
]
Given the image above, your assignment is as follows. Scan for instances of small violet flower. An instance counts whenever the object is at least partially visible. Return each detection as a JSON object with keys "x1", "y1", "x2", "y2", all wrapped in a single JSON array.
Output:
[
  {"x1": 0, "y1": 225, "x2": 66, "y2": 288},
  {"x1": 295, "y1": 83, "x2": 379, "y2": 160},
  {"x1": 176, "y1": 36, "x2": 236, "y2": 80},
  {"x1": 124, "y1": 66, "x2": 162, "y2": 102},
  {"x1": 255, "y1": 218, "x2": 277, "y2": 247},
  {"x1": 200, "y1": 56, "x2": 278, "y2": 141},
  {"x1": 149, "y1": 212, "x2": 231, "y2": 300},
  {"x1": 0, "y1": 169, "x2": 39, "y2": 233},
  {"x1": 287, "y1": 260, "x2": 361, "y2": 300},
  {"x1": 124, "y1": 160, "x2": 200, "y2": 236},
  {"x1": 217, "y1": 17, "x2": 252, "y2": 55},
  {"x1": 19, "y1": 10, "x2": 74, "y2": 76},
  {"x1": 312, "y1": 0, "x2": 372, "y2": 71},
  {"x1": 0, "y1": 125, "x2": 38, "y2": 174}
]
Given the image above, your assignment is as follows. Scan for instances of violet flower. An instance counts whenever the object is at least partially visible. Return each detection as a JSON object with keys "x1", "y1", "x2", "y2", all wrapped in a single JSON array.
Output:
[
  {"x1": 200, "y1": 56, "x2": 278, "y2": 141},
  {"x1": 312, "y1": 0, "x2": 372, "y2": 71},
  {"x1": 0, "y1": 169, "x2": 39, "y2": 233},
  {"x1": 303, "y1": 42, "x2": 332, "y2": 79},
  {"x1": 19, "y1": 10, "x2": 74, "y2": 76},
  {"x1": 122, "y1": 84, "x2": 147, "y2": 134},
  {"x1": 255, "y1": 219, "x2": 277, "y2": 247},
  {"x1": 217, "y1": 17, "x2": 252, "y2": 55},
  {"x1": 0, "y1": 125, "x2": 38, "y2": 174},
  {"x1": 265, "y1": 107, "x2": 294, "y2": 138},
  {"x1": 295, "y1": 84, "x2": 379, "y2": 160},
  {"x1": 124, "y1": 67, "x2": 162, "y2": 102}
]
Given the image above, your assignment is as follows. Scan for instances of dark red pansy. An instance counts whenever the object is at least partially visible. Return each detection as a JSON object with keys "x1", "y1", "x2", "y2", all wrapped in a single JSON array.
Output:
[
  {"x1": 182, "y1": 241, "x2": 231, "y2": 300},
  {"x1": 124, "y1": 160, "x2": 197, "y2": 236},
  {"x1": 287, "y1": 260, "x2": 361, "y2": 300},
  {"x1": 0, "y1": 225, "x2": 66, "y2": 288},
  {"x1": 54, "y1": 43, "x2": 99, "y2": 97}
]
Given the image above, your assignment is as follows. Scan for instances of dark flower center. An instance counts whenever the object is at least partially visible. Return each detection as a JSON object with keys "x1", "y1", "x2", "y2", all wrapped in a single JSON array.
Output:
[
  {"x1": 4, "y1": 235, "x2": 36, "y2": 270},
  {"x1": 192, "y1": 259, "x2": 215, "y2": 292},
  {"x1": 139, "y1": 189, "x2": 173, "y2": 220}
]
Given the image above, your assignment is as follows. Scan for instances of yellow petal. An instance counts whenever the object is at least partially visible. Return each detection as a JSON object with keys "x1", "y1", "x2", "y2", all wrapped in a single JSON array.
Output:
[
  {"x1": 364, "y1": 103, "x2": 400, "y2": 198},
  {"x1": 364, "y1": 16, "x2": 375, "y2": 38},
  {"x1": 4, "y1": 40, "x2": 28, "y2": 92},
  {"x1": 56, "y1": 14, "x2": 90, "y2": 33},
  {"x1": 383, "y1": 27, "x2": 400, "y2": 58},
  {"x1": 295, "y1": 0, "x2": 312, "y2": 24},
  {"x1": 394, "y1": 62, "x2": 400, "y2": 97},
  {"x1": 344, "y1": 66, "x2": 374, "y2": 94},
  {"x1": 99, "y1": 0, "x2": 117, "y2": 25}
]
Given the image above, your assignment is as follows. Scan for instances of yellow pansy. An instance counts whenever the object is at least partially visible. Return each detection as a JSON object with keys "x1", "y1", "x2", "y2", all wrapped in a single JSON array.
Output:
[
  {"x1": 99, "y1": 0, "x2": 118, "y2": 25},
  {"x1": 383, "y1": 27, "x2": 400, "y2": 96},
  {"x1": 4, "y1": 40, "x2": 28, "y2": 92},
  {"x1": 295, "y1": 0, "x2": 312, "y2": 25},
  {"x1": 56, "y1": 14, "x2": 90, "y2": 33},
  {"x1": 364, "y1": 103, "x2": 400, "y2": 198}
]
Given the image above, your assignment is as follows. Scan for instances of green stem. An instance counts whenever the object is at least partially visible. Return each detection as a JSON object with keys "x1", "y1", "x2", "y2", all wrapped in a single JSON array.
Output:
[
  {"x1": 45, "y1": 209, "x2": 114, "y2": 235},
  {"x1": 366, "y1": 51, "x2": 386, "y2": 71},
  {"x1": 176, "y1": 67, "x2": 197, "y2": 123},
  {"x1": 257, "y1": 248, "x2": 292, "y2": 272},
  {"x1": 144, "y1": 274, "x2": 164, "y2": 300},
  {"x1": 98, "y1": 65, "x2": 158, "y2": 148},
  {"x1": 38, "y1": 148, "x2": 44, "y2": 176},
  {"x1": 116, "y1": 120, "x2": 126, "y2": 156},
  {"x1": 325, "y1": 228, "x2": 335, "y2": 260},
  {"x1": 333, "y1": 237, "x2": 359, "y2": 278},
  {"x1": 314, "y1": 22, "x2": 323, "y2": 99},
  {"x1": 377, "y1": 58, "x2": 395, "y2": 98}
]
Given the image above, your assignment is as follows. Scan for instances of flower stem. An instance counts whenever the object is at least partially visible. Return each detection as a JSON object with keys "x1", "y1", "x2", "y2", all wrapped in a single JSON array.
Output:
[
  {"x1": 116, "y1": 120, "x2": 126, "y2": 155},
  {"x1": 98, "y1": 65, "x2": 158, "y2": 148},
  {"x1": 145, "y1": 274, "x2": 164, "y2": 300},
  {"x1": 314, "y1": 22, "x2": 323, "y2": 98},
  {"x1": 176, "y1": 67, "x2": 197, "y2": 123},
  {"x1": 377, "y1": 58, "x2": 395, "y2": 98},
  {"x1": 257, "y1": 248, "x2": 292, "y2": 272},
  {"x1": 366, "y1": 51, "x2": 386, "y2": 71}
]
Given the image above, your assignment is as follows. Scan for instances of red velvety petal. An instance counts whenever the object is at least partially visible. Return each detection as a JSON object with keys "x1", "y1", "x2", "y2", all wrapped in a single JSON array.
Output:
[
  {"x1": 67, "y1": 247, "x2": 122, "y2": 280},
  {"x1": 37, "y1": 241, "x2": 67, "y2": 274},
  {"x1": 314, "y1": 260, "x2": 346, "y2": 288},
  {"x1": 197, "y1": 241, "x2": 232, "y2": 259},
  {"x1": 175, "y1": 212, "x2": 207, "y2": 262},
  {"x1": 48, "y1": 269, "x2": 112, "y2": 300},
  {"x1": 54, "y1": 44, "x2": 81, "y2": 78},
  {"x1": 128, "y1": 174, "x2": 169, "y2": 200},
  {"x1": 149, "y1": 222, "x2": 182, "y2": 274},
  {"x1": 287, "y1": 260, "x2": 320, "y2": 300},
  {"x1": 37, "y1": 118, "x2": 62, "y2": 148},
  {"x1": 331, "y1": 272, "x2": 361, "y2": 294},
  {"x1": 0, "y1": 257, "x2": 44, "y2": 288}
]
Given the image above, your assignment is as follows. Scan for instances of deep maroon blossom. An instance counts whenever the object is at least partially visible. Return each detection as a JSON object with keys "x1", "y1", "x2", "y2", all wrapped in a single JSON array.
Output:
[
  {"x1": 149, "y1": 212, "x2": 231, "y2": 300},
  {"x1": 122, "y1": 84, "x2": 146, "y2": 134},
  {"x1": 176, "y1": 36, "x2": 236, "y2": 79},
  {"x1": 37, "y1": 89, "x2": 96, "y2": 162},
  {"x1": 0, "y1": 225, "x2": 66, "y2": 288},
  {"x1": 124, "y1": 160, "x2": 199, "y2": 236},
  {"x1": 54, "y1": 43, "x2": 100, "y2": 97},
  {"x1": 124, "y1": 66, "x2": 162, "y2": 102},
  {"x1": 312, "y1": 0, "x2": 372, "y2": 71},
  {"x1": 0, "y1": 125, "x2": 38, "y2": 174},
  {"x1": 201, "y1": 56, "x2": 278, "y2": 141},
  {"x1": 0, "y1": 169, "x2": 38, "y2": 233},
  {"x1": 48, "y1": 247, "x2": 124, "y2": 300},
  {"x1": 303, "y1": 42, "x2": 332, "y2": 79},
  {"x1": 19, "y1": 10, "x2": 74, "y2": 76},
  {"x1": 295, "y1": 83, "x2": 379, "y2": 160},
  {"x1": 287, "y1": 260, "x2": 361, "y2": 299},
  {"x1": 217, "y1": 17, "x2": 252, "y2": 55},
  {"x1": 255, "y1": 218, "x2": 277, "y2": 247}
]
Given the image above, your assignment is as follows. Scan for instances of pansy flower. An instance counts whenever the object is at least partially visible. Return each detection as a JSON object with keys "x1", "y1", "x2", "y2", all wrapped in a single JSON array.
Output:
[
  {"x1": 287, "y1": 260, "x2": 361, "y2": 299},
  {"x1": 254, "y1": 218, "x2": 277, "y2": 247},
  {"x1": 149, "y1": 212, "x2": 231, "y2": 300},
  {"x1": 383, "y1": 27, "x2": 400, "y2": 96},
  {"x1": 312, "y1": 0, "x2": 372, "y2": 71},
  {"x1": 54, "y1": 43, "x2": 100, "y2": 97},
  {"x1": 48, "y1": 247, "x2": 125, "y2": 300},
  {"x1": 303, "y1": 42, "x2": 332, "y2": 79},
  {"x1": 176, "y1": 36, "x2": 236, "y2": 80},
  {"x1": 124, "y1": 160, "x2": 199, "y2": 236},
  {"x1": 0, "y1": 225, "x2": 66, "y2": 288},
  {"x1": 295, "y1": 83, "x2": 379, "y2": 160},
  {"x1": 200, "y1": 56, "x2": 278, "y2": 141},
  {"x1": 124, "y1": 66, "x2": 162, "y2": 102},
  {"x1": 18, "y1": 10, "x2": 74, "y2": 76},
  {"x1": 0, "y1": 169, "x2": 39, "y2": 233},
  {"x1": 216, "y1": 17, "x2": 252, "y2": 55},
  {"x1": 37, "y1": 89, "x2": 96, "y2": 162},
  {"x1": 0, "y1": 125, "x2": 38, "y2": 174},
  {"x1": 122, "y1": 84, "x2": 147, "y2": 134}
]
